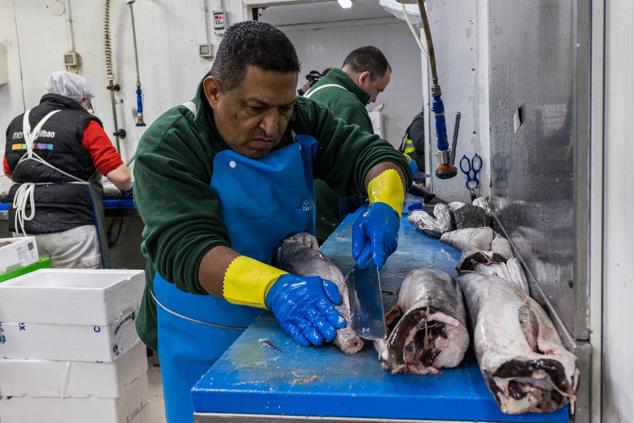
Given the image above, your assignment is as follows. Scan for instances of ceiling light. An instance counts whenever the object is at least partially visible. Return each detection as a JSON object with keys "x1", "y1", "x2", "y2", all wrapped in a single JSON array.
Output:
[{"x1": 337, "y1": 0, "x2": 352, "y2": 9}]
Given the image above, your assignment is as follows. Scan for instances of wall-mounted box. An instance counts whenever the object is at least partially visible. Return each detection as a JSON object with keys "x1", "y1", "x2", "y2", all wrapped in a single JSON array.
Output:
[{"x1": 199, "y1": 43, "x2": 214, "y2": 59}]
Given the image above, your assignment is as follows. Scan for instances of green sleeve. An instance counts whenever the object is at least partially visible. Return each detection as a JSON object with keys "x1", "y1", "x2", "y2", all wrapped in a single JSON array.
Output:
[
  {"x1": 331, "y1": 97, "x2": 374, "y2": 134},
  {"x1": 134, "y1": 115, "x2": 230, "y2": 295},
  {"x1": 294, "y1": 98, "x2": 412, "y2": 197}
]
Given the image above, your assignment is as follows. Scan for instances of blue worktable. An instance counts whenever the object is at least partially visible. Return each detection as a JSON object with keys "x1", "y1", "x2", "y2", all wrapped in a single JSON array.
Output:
[
  {"x1": 192, "y1": 208, "x2": 569, "y2": 422},
  {"x1": 0, "y1": 198, "x2": 135, "y2": 215}
]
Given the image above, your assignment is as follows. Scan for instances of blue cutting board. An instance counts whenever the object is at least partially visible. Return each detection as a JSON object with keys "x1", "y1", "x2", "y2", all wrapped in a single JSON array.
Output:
[{"x1": 192, "y1": 208, "x2": 569, "y2": 422}]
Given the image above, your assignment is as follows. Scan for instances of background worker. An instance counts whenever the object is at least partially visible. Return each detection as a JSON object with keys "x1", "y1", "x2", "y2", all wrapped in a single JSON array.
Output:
[
  {"x1": 3, "y1": 71, "x2": 132, "y2": 269},
  {"x1": 304, "y1": 46, "x2": 395, "y2": 243},
  {"x1": 133, "y1": 21, "x2": 410, "y2": 423}
]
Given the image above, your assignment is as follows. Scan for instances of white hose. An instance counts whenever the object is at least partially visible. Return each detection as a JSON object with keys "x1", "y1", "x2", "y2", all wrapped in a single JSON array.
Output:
[{"x1": 401, "y1": 1, "x2": 427, "y2": 58}]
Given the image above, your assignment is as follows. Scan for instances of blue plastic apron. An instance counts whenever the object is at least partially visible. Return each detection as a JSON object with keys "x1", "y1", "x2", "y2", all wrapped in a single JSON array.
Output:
[{"x1": 154, "y1": 134, "x2": 318, "y2": 423}]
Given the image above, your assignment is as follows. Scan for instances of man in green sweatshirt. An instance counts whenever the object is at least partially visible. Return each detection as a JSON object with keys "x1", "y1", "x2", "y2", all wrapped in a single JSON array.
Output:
[
  {"x1": 304, "y1": 46, "x2": 393, "y2": 243},
  {"x1": 133, "y1": 22, "x2": 410, "y2": 423}
]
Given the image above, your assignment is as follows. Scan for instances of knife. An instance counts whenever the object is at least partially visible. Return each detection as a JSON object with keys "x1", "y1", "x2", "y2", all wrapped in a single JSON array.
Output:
[{"x1": 346, "y1": 265, "x2": 386, "y2": 340}]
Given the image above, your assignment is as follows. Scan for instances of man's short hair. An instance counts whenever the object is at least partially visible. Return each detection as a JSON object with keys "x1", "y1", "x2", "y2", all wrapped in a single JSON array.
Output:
[
  {"x1": 342, "y1": 46, "x2": 390, "y2": 81},
  {"x1": 208, "y1": 21, "x2": 300, "y2": 91}
]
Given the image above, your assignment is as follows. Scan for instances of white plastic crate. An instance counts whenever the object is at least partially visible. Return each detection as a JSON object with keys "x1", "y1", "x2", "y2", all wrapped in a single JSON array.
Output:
[
  {"x1": 0, "y1": 269, "x2": 144, "y2": 325},
  {"x1": 0, "y1": 341, "x2": 147, "y2": 398},
  {"x1": 0, "y1": 237, "x2": 39, "y2": 274},
  {"x1": 0, "y1": 309, "x2": 139, "y2": 362},
  {"x1": 0, "y1": 371, "x2": 149, "y2": 423}
]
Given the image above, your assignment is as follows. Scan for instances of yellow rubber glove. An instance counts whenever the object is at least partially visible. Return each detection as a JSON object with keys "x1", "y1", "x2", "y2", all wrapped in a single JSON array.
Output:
[
  {"x1": 366, "y1": 168, "x2": 405, "y2": 218},
  {"x1": 223, "y1": 256, "x2": 287, "y2": 308}
]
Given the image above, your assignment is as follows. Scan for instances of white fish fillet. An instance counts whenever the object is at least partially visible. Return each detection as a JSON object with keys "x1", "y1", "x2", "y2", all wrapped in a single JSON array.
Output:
[
  {"x1": 457, "y1": 272, "x2": 579, "y2": 414},
  {"x1": 375, "y1": 269, "x2": 469, "y2": 375}
]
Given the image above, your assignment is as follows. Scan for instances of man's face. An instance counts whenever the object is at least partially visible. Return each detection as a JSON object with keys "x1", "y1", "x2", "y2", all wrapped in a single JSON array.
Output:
[
  {"x1": 358, "y1": 68, "x2": 392, "y2": 104},
  {"x1": 204, "y1": 66, "x2": 298, "y2": 159}
]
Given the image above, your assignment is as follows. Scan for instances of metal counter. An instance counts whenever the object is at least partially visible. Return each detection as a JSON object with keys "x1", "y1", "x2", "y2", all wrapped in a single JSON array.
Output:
[{"x1": 192, "y1": 209, "x2": 569, "y2": 423}]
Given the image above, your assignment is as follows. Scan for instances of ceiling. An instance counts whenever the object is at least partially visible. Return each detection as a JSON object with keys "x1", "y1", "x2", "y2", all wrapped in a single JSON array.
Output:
[{"x1": 255, "y1": 0, "x2": 395, "y2": 27}]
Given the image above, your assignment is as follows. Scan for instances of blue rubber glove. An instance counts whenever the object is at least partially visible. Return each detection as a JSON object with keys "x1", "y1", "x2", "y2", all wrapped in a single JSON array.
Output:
[
  {"x1": 352, "y1": 202, "x2": 400, "y2": 269},
  {"x1": 265, "y1": 274, "x2": 346, "y2": 347},
  {"x1": 408, "y1": 157, "x2": 420, "y2": 178}
]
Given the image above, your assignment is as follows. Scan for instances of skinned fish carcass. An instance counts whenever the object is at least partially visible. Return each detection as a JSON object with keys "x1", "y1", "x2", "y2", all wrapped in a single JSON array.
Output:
[
  {"x1": 274, "y1": 233, "x2": 364, "y2": 354},
  {"x1": 375, "y1": 269, "x2": 469, "y2": 375},
  {"x1": 442, "y1": 227, "x2": 529, "y2": 293},
  {"x1": 441, "y1": 227, "x2": 513, "y2": 260},
  {"x1": 457, "y1": 251, "x2": 529, "y2": 294},
  {"x1": 407, "y1": 203, "x2": 452, "y2": 238},
  {"x1": 457, "y1": 272, "x2": 579, "y2": 414}
]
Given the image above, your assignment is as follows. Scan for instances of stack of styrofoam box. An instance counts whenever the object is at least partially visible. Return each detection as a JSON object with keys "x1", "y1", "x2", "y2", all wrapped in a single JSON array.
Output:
[{"x1": 0, "y1": 269, "x2": 150, "y2": 423}]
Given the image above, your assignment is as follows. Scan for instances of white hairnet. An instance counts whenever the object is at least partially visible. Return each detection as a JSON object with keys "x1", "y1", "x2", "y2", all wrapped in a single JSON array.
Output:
[{"x1": 46, "y1": 71, "x2": 95, "y2": 98}]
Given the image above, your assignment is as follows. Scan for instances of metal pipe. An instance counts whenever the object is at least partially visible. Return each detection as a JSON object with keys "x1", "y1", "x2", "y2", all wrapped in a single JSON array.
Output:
[
  {"x1": 450, "y1": 112, "x2": 461, "y2": 166},
  {"x1": 109, "y1": 91, "x2": 121, "y2": 152},
  {"x1": 127, "y1": 0, "x2": 146, "y2": 126},
  {"x1": 65, "y1": 0, "x2": 76, "y2": 51},
  {"x1": 203, "y1": 0, "x2": 211, "y2": 43}
]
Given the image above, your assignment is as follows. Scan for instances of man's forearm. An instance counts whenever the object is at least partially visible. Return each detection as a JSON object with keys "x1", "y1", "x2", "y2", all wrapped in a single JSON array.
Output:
[
  {"x1": 106, "y1": 164, "x2": 133, "y2": 191},
  {"x1": 198, "y1": 245, "x2": 240, "y2": 297}
]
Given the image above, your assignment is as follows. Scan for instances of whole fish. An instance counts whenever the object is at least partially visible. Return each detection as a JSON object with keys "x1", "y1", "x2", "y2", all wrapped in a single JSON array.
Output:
[
  {"x1": 274, "y1": 233, "x2": 364, "y2": 354},
  {"x1": 375, "y1": 269, "x2": 469, "y2": 375},
  {"x1": 457, "y1": 272, "x2": 579, "y2": 414}
]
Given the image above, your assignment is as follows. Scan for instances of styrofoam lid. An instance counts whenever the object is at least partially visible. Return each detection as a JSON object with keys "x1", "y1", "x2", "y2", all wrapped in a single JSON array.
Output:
[{"x1": 0, "y1": 269, "x2": 143, "y2": 290}]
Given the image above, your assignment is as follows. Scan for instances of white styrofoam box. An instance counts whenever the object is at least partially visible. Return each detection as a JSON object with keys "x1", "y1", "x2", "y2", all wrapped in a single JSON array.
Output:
[
  {"x1": 0, "y1": 371, "x2": 149, "y2": 423},
  {"x1": 0, "y1": 341, "x2": 147, "y2": 398},
  {"x1": 0, "y1": 237, "x2": 39, "y2": 274},
  {"x1": 0, "y1": 310, "x2": 139, "y2": 362},
  {"x1": 0, "y1": 269, "x2": 144, "y2": 325}
]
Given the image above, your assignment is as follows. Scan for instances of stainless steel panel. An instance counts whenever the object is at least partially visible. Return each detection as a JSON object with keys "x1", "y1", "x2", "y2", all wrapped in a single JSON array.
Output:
[{"x1": 488, "y1": 0, "x2": 591, "y2": 341}]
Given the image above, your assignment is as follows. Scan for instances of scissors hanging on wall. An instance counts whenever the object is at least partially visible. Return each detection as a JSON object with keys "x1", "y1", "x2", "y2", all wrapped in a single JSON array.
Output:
[{"x1": 460, "y1": 153, "x2": 482, "y2": 201}]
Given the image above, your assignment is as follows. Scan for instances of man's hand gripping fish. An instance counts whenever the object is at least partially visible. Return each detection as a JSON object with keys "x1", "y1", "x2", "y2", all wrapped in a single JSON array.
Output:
[{"x1": 274, "y1": 233, "x2": 364, "y2": 354}]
